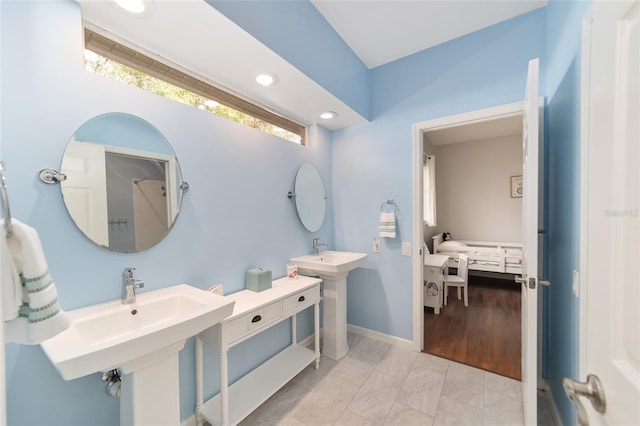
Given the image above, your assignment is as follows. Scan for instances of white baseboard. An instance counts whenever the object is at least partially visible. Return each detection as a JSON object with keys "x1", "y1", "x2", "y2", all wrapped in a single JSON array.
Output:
[
  {"x1": 181, "y1": 414, "x2": 197, "y2": 426},
  {"x1": 347, "y1": 323, "x2": 415, "y2": 351},
  {"x1": 299, "y1": 330, "x2": 319, "y2": 349},
  {"x1": 540, "y1": 378, "x2": 564, "y2": 426},
  {"x1": 299, "y1": 324, "x2": 414, "y2": 352}
]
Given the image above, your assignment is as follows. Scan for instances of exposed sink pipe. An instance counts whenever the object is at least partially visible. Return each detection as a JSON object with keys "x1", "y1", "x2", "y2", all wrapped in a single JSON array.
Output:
[{"x1": 102, "y1": 369, "x2": 121, "y2": 399}]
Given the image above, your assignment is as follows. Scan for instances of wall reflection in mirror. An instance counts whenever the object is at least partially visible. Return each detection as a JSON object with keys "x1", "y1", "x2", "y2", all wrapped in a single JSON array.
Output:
[
  {"x1": 60, "y1": 113, "x2": 186, "y2": 252},
  {"x1": 294, "y1": 163, "x2": 326, "y2": 232}
]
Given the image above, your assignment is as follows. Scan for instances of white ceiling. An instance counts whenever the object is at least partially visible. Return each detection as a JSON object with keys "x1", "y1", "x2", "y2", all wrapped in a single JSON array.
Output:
[
  {"x1": 80, "y1": 0, "x2": 547, "y2": 130},
  {"x1": 424, "y1": 114, "x2": 522, "y2": 146},
  {"x1": 311, "y1": 0, "x2": 548, "y2": 69}
]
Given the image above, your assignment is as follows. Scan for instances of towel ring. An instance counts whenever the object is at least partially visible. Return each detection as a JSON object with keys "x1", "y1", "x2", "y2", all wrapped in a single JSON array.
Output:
[
  {"x1": 0, "y1": 161, "x2": 13, "y2": 238},
  {"x1": 380, "y1": 199, "x2": 399, "y2": 215}
]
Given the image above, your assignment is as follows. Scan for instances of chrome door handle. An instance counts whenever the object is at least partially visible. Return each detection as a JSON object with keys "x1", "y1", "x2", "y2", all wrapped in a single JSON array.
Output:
[{"x1": 563, "y1": 374, "x2": 606, "y2": 426}]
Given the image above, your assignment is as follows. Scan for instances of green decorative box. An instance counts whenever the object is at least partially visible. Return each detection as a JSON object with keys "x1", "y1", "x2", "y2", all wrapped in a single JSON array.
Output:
[{"x1": 245, "y1": 268, "x2": 272, "y2": 292}]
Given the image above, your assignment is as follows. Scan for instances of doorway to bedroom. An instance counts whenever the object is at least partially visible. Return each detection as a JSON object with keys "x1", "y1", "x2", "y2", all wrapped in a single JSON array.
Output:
[
  {"x1": 423, "y1": 274, "x2": 522, "y2": 379},
  {"x1": 418, "y1": 104, "x2": 525, "y2": 380}
]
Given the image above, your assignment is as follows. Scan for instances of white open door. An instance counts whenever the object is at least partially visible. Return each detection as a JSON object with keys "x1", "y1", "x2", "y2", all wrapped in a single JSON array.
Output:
[
  {"x1": 519, "y1": 57, "x2": 540, "y2": 426},
  {"x1": 573, "y1": 1, "x2": 640, "y2": 425},
  {"x1": 60, "y1": 139, "x2": 108, "y2": 246}
]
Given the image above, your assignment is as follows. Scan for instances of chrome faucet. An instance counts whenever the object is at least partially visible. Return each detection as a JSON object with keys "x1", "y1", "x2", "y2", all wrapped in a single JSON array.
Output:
[
  {"x1": 122, "y1": 267, "x2": 144, "y2": 305},
  {"x1": 312, "y1": 238, "x2": 328, "y2": 255}
]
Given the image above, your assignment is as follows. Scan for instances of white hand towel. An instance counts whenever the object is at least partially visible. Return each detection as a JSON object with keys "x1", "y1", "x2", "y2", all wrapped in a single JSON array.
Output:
[
  {"x1": 3, "y1": 219, "x2": 70, "y2": 344},
  {"x1": 1, "y1": 221, "x2": 21, "y2": 321},
  {"x1": 379, "y1": 212, "x2": 396, "y2": 239}
]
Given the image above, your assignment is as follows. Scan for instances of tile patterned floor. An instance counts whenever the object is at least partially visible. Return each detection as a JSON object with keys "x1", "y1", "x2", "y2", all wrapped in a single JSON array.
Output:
[{"x1": 237, "y1": 334, "x2": 531, "y2": 426}]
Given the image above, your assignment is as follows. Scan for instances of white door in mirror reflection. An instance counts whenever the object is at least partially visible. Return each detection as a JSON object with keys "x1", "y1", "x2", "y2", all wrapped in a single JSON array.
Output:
[
  {"x1": 62, "y1": 140, "x2": 178, "y2": 251},
  {"x1": 60, "y1": 139, "x2": 109, "y2": 246},
  {"x1": 105, "y1": 149, "x2": 177, "y2": 252}
]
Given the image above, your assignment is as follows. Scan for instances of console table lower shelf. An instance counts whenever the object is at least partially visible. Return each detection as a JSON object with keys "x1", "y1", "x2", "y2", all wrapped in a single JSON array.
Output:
[
  {"x1": 199, "y1": 345, "x2": 316, "y2": 426},
  {"x1": 195, "y1": 276, "x2": 322, "y2": 426}
]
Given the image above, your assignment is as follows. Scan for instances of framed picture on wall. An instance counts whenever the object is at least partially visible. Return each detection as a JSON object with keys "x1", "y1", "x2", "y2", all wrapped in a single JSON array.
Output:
[{"x1": 511, "y1": 175, "x2": 523, "y2": 198}]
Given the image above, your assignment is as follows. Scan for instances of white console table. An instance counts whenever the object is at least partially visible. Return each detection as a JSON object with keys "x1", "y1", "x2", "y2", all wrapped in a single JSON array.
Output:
[{"x1": 195, "y1": 276, "x2": 321, "y2": 426}]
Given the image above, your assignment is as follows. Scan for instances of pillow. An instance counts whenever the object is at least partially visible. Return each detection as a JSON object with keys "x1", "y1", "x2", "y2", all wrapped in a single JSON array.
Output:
[{"x1": 439, "y1": 240, "x2": 468, "y2": 248}]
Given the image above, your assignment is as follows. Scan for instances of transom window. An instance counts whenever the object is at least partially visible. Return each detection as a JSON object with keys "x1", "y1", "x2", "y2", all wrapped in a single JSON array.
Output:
[{"x1": 83, "y1": 28, "x2": 306, "y2": 145}]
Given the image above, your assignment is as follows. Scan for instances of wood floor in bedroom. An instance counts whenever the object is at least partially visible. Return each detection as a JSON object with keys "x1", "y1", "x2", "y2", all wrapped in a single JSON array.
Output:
[{"x1": 423, "y1": 274, "x2": 522, "y2": 380}]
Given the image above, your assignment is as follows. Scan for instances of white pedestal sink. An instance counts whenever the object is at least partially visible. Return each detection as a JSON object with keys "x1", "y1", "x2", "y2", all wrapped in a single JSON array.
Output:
[
  {"x1": 41, "y1": 284, "x2": 234, "y2": 426},
  {"x1": 289, "y1": 251, "x2": 367, "y2": 360}
]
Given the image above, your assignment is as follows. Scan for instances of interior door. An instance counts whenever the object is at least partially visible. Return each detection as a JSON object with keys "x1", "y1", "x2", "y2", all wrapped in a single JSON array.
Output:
[
  {"x1": 520, "y1": 57, "x2": 540, "y2": 426},
  {"x1": 60, "y1": 139, "x2": 108, "y2": 246},
  {"x1": 575, "y1": 1, "x2": 640, "y2": 424}
]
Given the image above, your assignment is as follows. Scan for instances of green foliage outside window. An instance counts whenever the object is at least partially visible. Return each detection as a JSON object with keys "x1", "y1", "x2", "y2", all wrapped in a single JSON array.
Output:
[{"x1": 85, "y1": 50, "x2": 302, "y2": 144}]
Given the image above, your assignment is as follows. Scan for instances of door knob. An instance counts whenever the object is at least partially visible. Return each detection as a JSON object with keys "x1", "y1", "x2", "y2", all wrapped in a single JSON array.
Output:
[
  {"x1": 563, "y1": 374, "x2": 606, "y2": 426},
  {"x1": 514, "y1": 275, "x2": 527, "y2": 284}
]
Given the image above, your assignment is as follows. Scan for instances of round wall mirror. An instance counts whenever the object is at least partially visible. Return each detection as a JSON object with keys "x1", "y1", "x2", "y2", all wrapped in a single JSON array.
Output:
[
  {"x1": 60, "y1": 112, "x2": 188, "y2": 252},
  {"x1": 294, "y1": 163, "x2": 326, "y2": 232}
]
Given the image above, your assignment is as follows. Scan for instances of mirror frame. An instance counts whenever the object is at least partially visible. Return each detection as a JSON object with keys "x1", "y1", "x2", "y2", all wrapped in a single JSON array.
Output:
[
  {"x1": 59, "y1": 112, "x2": 188, "y2": 252},
  {"x1": 293, "y1": 163, "x2": 326, "y2": 232}
]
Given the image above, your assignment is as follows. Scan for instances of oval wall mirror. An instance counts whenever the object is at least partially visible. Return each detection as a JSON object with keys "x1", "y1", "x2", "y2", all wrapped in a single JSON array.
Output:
[
  {"x1": 294, "y1": 163, "x2": 326, "y2": 232},
  {"x1": 60, "y1": 112, "x2": 188, "y2": 252}
]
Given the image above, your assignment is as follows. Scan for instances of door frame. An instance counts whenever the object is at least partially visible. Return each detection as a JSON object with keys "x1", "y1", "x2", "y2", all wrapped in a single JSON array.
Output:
[
  {"x1": 411, "y1": 101, "x2": 525, "y2": 351},
  {"x1": 104, "y1": 144, "x2": 179, "y2": 223},
  {"x1": 578, "y1": 2, "x2": 592, "y2": 388}
]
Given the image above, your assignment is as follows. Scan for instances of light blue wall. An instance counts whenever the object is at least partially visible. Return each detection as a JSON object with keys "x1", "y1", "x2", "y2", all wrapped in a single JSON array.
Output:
[
  {"x1": 2, "y1": 1, "x2": 591, "y2": 424},
  {"x1": 1, "y1": 2, "x2": 332, "y2": 424},
  {"x1": 206, "y1": 0, "x2": 371, "y2": 120},
  {"x1": 74, "y1": 113, "x2": 173, "y2": 154},
  {"x1": 545, "y1": 1, "x2": 590, "y2": 424},
  {"x1": 370, "y1": 9, "x2": 546, "y2": 119},
  {"x1": 332, "y1": 9, "x2": 547, "y2": 340}
]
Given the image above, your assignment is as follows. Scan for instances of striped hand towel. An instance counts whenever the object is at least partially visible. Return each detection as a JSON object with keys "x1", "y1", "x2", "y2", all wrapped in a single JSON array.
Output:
[
  {"x1": 4, "y1": 219, "x2": 70, "y2": 344},
  {"x1": 379, "y1": 212, "x2": 396, "y2": 239},
  {"x1": 1, "y1": 221, "x2": 21, "y2": 322}
]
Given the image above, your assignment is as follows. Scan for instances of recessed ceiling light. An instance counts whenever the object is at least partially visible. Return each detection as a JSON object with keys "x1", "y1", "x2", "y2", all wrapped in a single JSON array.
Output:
[
  {"x1": 255, "y1": 73, "x2": 278, "y2": 87},
  {"x1": 114, "y1": 0, "x2": 145, "y2": 13},
  {"x1": 320, "y1": 111, "x2": 337, "y2": 120}
]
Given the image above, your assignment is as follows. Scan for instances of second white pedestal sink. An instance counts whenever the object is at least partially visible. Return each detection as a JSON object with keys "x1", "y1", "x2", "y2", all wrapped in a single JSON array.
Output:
[
  {"x1": 41, "y1": 284, "x2": 234, "y2": 426},
  {"x1": 290, "y1": 251, "x2": 367, "y2": 360}
]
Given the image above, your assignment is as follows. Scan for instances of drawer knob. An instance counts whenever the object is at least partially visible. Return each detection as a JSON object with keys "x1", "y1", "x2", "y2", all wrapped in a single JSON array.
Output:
[
  {"x1": 251, "y1": 315, "x2": 262, "y2": 323},
  {"x1": 298, "y1": 296, "x2": 305, "y2": 302}
]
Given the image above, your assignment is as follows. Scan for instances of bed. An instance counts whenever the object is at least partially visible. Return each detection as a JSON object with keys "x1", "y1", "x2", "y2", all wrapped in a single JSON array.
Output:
[{"x1": 432, "y1": 234, "x2": 523, "y2": 275}]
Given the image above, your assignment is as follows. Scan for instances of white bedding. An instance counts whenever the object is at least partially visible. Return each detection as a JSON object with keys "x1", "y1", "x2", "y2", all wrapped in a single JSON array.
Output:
[{"x1": 432, "y1": 235, "x2": 523, "y2": 274}]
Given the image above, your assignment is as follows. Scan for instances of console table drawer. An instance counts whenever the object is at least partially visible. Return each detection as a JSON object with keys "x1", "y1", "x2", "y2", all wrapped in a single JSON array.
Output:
[
  {"x1": 227, "y1": 301, "x2": 281, "y2": 344},
  {"x1": 282, "y1": 286, "x2": 319, "y2": 317}
]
